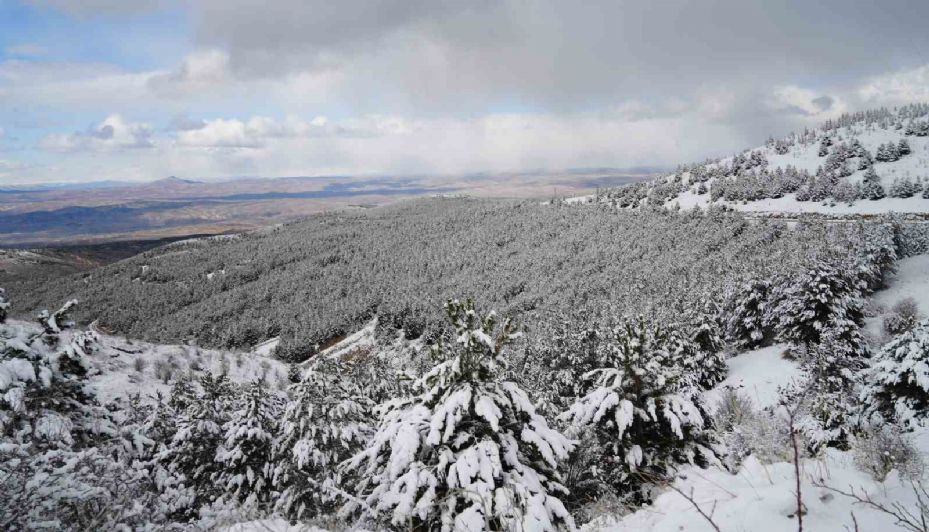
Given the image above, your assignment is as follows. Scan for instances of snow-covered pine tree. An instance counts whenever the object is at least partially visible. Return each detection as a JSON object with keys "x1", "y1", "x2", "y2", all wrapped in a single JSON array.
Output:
[
  {"x1": 347, "y1": 299, "x2": 575, "y2": 531},
  {"x1": 787, "y1": 325, "x2": 867, "y2": 452},
  {"x1": 36, "y1": 298, "x2": 78, "y2": 340},
  {"x1": 0, "y1": 288, "x2": 9, "y2": 323},
  {"x1": 725, "y1": 279, "x2": 773, "y2": 349},
  {"x1": 889, "y1": 177, "x2": 917, "y2": 198},
  {"x1": 818, "y1": 137, "x2": 831, "y2": 156},
  {"x1": 214, "y1": 381, "x2": 280, "y2": 508},
  {"x1": 561, "y1": 316, "x2": 717, "y2": 501},
  {"x1": 666, "y1": 317, "x2": 726, "y2": 390},
  {"x1": 898, "y1": 138, "x2": 912, "y2": 156},
  {"x1": 862, "y1": 320, "x2": 929, "y2": 428},
  {"x1": 272, "y1": 357, "x2": 377, "y2": 521},
  {"x1": 854, "y1": 223, "x2": 898, "y2": 292},
  {"x1": 156, "y1": 372, "x2": 234, "y2": 517},
  {"x1": 859, "y1": 166, "x2": 885, "y2": 200},
  {"x1": 857, "y1": 149, "x2": 873, "y2": 170},
  {"x1": 773, "y1": 260, "x2": 865, "y2": 350}
]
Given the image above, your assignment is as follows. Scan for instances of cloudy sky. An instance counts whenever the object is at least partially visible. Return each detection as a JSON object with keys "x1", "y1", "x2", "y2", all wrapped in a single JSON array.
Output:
[{"x1": 2, "y1": 0, "x2": 929, "y2": 184}]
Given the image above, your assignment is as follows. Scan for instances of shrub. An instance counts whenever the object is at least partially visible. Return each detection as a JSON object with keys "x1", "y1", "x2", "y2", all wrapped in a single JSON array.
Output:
[
  {"x1": 853, "y1": 425, "x2": 924, "y2": 481},
  {"x1": 884, "y1": 297, "x2": 923, "y2": 336}
]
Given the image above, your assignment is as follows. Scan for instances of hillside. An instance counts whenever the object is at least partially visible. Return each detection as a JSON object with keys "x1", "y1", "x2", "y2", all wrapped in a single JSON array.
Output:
[
  {"x1": 6, "y1": 197, "x2": 909, "y2": 361},
  {"x1": 598, "y1": 103, "x2": 929, "y2": 216}
]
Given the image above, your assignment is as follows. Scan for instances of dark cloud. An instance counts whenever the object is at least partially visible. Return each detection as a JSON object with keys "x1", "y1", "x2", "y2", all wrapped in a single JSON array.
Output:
[
  {"x1": 813, "y1": 95, "x2": 835, "y2": 112},
  {"x1": 191, "y1": 0, "x2": 929, "y2": 114},
  {"x1": 172, "y1": 115, "x2": 207, "y2": 131}
]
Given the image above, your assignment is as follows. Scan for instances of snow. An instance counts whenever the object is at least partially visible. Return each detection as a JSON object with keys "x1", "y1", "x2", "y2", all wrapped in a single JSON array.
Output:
[
  {"x1": 704, "y1": 344, "x2": 800, "y2": 410},
  {"x1": 222, "y1": 519, "x2": 326, "y2": 532},
  {"x1": 314, "y1": 318, "x2": 378, "y2": 361},
  {"x1": 252, "y1": 336, "x2": 280, "y2": 357},
  {"x1": 583, "y1": 448, "x2": 928, "y2": 532},
  {"x1": 872, "y1": 253, "x2": 929, "y2": 317},
  {"x1": 672, "y1": 190, "x2": 929, "y2": 215}
]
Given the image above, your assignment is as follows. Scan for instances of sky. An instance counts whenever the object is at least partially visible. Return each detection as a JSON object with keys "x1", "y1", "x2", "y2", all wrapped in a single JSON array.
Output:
[{"x1": 2, "y1": 0, "x2": 929, "y2": 185}]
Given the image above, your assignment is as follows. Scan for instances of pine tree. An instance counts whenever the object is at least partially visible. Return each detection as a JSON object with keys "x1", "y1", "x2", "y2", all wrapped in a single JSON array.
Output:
[
  {"x1": 272, "y1": 358, "x2": 376, "y2": 521},
  {"x1": 772, "y1": 260, "x2": 865, "y2": 350},
  {"x1": 862, "y1": 320, "x2": 929, "y2": 428},
  {"x1": 688, "y1": 306, "x2": 727, "y2": 389},
  {"x1": 0, "y1": 288, "x2": 9, "y2": 323},
  {"x1": 818, "y1": 137, "x2": 831, "y2": 157},
  {"x1": 898, "y1": 138, "x2": 912, "y2": 156},
  {"x1": 156, "y1": 373, "x2": 233, "y2": 516},
  {"x1": 347, "y1": 299, "x2": 575, "y2": 531},
  {"x1": 859, "y1": 166, "x2": 885, "y2": 200},
  {"x1": 787, "y1": 326, "x2": 867, "y2": 452},
  {"x1": 857, "y1": 150, "x2": 873, "y2": 170},
  {"x1": 725, "y1": 280, "x2": 773, "y2": 349},
  {"x1": 561, "y1": 316, "x2": 717, "y2": 501},
  {"x1": 214, "y1": 382, "x2": 280, "y2": 508}
]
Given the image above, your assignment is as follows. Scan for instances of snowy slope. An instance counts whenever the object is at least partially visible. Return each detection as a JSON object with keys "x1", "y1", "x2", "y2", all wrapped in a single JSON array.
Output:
[
  {"x1": 584, "y1": 449, "x2": 927, "y2": 532},
  {"x1": 586, "y1": 252, "x2": 929, "y2": 532},
  {"x1": 594, "y1": 105, "x2": 929, "y2": 216},
  {"x1": 3, "y1": 319, "x2": 290, "y2": 403}
]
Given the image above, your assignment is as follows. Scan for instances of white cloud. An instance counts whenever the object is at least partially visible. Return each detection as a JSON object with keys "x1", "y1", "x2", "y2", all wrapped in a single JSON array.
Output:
[
  {"x1": 4, "y1": 44, "x2": 48, "y2": 57},
  {"x1": 148, "y1": 49, "x2": 230, "y2": 96},
  {"x1": 858, "y1": 64, "x2": 929, "y2": 106},
  {"x1": 174, "y1": 114, "x2": 417, "y2": 149},
  {"x1": 40, "y1": 114, "x2": 154, "y2": 152},
  {"x1": 769, "y1": 85, "x2": 846, "y2": 118},
  {"x1": 24, "y1": 104, "x2": 740, "y2": 182}
]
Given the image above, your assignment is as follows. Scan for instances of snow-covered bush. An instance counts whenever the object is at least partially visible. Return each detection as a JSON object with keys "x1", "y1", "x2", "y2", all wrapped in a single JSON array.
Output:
[
  {"x1": 853, "y1": 424, "x2": 925, "y2": 482},
  {"x1": 884, "y1": 297, "x2": 923, "y2": 336},
  {"x1": 712, "y1": 388, "x2": 760, "y2": 468},
  {"x1": 561, "y1": 316, "x2": 717, "y2": 501},
  {"x1": 347, "y1": 299, "x2": 575, "y2": 531},
  {"x1": 1, "y1": 300, "x2": 107, "y2": 448},
  {"x1": 272, "y1": 358, "x2": 377, "y2": 521},
  {"x1": 862, "y1": 320, "x2": 929, "y2": 428},
  {"x1": 36, "y1": 298, "x2": 78, "y2": 341}
]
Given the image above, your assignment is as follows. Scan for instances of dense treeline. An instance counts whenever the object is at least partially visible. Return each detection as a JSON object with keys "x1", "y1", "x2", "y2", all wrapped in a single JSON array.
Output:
[{"x1": 7, "y1": 198, "x2": 906, "y2": 362}]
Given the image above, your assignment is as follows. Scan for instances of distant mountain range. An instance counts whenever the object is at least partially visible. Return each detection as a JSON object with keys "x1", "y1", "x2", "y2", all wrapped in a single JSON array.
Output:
[{"x1": 0, "y1": 169, "x2": 655, "y2": 247}]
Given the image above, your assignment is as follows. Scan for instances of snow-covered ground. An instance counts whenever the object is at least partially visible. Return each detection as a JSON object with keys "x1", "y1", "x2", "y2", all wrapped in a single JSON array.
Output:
[
  {"x1": 670, "y1": 189, "x2": 929, "y2": 215},
  {"x1": 584, "y1": 449, "x2": 926, "y2": 532},
  {"x1": 703, "y1": 344, "x2": 800, "y2": 410}
]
